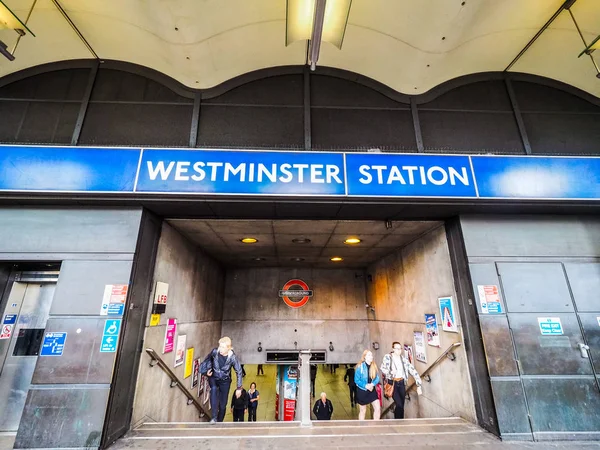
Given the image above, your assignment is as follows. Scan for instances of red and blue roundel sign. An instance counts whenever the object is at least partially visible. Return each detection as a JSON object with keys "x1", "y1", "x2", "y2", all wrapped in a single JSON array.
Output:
[{"x1": 278, "y1": 279, "x2": 313, "y2": 308}]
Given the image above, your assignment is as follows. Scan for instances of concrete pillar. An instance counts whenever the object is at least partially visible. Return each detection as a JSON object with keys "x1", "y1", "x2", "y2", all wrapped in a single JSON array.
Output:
[{"x1": 298, "y1": 350, "x2": 312, "y2": 426}]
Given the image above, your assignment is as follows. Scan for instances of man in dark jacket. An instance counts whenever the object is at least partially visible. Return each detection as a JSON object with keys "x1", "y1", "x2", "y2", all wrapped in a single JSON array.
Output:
[
  {"x1": 312, "y1": 392, "x2": 333, "y2": 420},
  {"x1": 230, "y1": 387, "x2": 248, "y2": 422},
  {"x1": 344, "y1": 364, "x2": 357, "y2": 407},
  {"x1": 310, "y1": 364, "x2": 317, "y2": 397},
  {"x1": 200, "y1": 336, "x2": 244, "y2": 423}
]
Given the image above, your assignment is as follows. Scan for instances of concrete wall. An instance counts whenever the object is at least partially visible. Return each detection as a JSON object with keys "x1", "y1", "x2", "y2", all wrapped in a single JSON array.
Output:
[
  {"x1": 366, "y1": 225, "x2": 476, "y2": 422},
  {"x1": 221, "y1": 267, "x2": 369, "y2": 364},
  {"x1": 0, "y1": 208, "x2": 143, "y2": 450},
  {"x1": 132, "y1": 223, "x2": 225, "y2": 425}
]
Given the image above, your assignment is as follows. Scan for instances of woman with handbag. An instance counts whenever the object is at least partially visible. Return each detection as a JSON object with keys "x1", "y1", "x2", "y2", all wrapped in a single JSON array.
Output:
[
  {"x1": 381, "y1": 341, "x2": 423, "y2": 419},
  {"x1": 353, "y1": 349, "x2": 381, "y2": 420}
]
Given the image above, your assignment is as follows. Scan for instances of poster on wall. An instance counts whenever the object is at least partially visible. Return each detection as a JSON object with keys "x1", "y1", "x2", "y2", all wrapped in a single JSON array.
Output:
[
  {"x1": 100, "y1": 284, "x2": 128, "y2": 316},
  {"x1": 439, "y1": 296, "x2": 458, "y2": 333},
  {"x1": 163, "y1": 318, "x2": 176, "y2": 353},
  {"x1": 191, "y1": 359, "x2": 200, "y2": 389},
  {"x1": 413, "y1": 331, "x2": 427, "y2": 363},
  {"x1": 184, "y1": 347, "x2": 194, "y2": 378},
  {"x1": 174, "y1": 335, "x2": 187, "y2": 367},
  {"x1": 477, "y1": 285, "x2": 503, "y2": 314},
  {"x1": 283, "y1": 365, "x2": 298, "y2": 421},
  {"x1": 404, "y1": 344, "x2": 413, "y2": 365},
  {"x1": 425, "y1": 314, "x2": 440, "y2": 347}
]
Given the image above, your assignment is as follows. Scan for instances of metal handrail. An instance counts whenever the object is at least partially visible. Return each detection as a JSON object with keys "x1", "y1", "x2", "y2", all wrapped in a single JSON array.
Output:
[
  {"x1": 381, "y1": 342, "x2": 462, "y2": 417},
  {"x1": 145, "y1": 348, "x2": 211, "y2": 420}
]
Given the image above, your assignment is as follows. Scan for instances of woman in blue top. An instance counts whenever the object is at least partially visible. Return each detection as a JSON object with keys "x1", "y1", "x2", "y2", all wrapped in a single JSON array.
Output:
[
  {"x1": 247, "y1": 382, "x2": 260, "y2": 422},
  {"x1": 354, "y1": 349, "x2": 381, "y2": 420}
]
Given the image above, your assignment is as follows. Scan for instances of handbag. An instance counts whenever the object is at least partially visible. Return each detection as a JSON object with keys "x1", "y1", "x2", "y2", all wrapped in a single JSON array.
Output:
[{"x1": 384, "y1": 378, "x2": 394, "y2": 399}]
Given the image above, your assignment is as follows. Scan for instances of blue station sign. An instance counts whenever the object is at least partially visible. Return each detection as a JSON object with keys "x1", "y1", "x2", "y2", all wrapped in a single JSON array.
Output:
[{"x1": 0, "y1": 145, "x2": 598, "y2": 200}]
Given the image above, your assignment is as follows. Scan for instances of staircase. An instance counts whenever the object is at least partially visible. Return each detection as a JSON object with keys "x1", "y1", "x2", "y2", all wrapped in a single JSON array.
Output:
[{"x1": 112, "y1": 417, "x2": 501, "y2": 449}]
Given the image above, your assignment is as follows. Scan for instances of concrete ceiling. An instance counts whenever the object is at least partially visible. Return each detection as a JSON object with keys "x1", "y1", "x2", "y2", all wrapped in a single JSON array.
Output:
[
  {"x1": 167, "y1": 219, "x2": 442, "y2": 268},
  {"x1": 1, "y1": 1, "x2": 600, "y2": 97}
]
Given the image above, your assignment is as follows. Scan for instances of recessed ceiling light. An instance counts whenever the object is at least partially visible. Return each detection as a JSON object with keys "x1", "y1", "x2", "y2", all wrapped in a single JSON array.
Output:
[
  {"x1": 240, "y1": 237, "x2": 258, "y2": 244},
  {"x1": 291, "y1": 257, "x2": 305, "y2": 262},
  {"x1": 292, "y1": 238, "x2": 311, "y2": 244},
  {"x1": 344, "y1": 237, "x2": 361, "y2": 245},
  {"x1": 330, "y1": 256, "x2": 343, "y2": 262},
  {"x1": 253, "y1": 257, "x2": 266, "y2": 261}
]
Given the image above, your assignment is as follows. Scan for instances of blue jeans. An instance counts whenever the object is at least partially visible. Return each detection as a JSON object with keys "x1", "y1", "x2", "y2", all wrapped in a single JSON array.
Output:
[{"x1": 209, "y1": 377, "x2": 231, "y2": 422}]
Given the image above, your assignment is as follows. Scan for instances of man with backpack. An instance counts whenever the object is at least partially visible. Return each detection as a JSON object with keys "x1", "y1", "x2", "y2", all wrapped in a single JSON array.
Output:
[{"x1": 200, "y1": 336, "x2": 244, "y2": 423}]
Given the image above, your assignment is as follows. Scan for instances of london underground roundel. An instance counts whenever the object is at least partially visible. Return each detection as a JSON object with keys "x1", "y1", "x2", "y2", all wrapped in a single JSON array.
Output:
[{"x1": 279, "y1": 279, "x2": 313, "y2": 308}]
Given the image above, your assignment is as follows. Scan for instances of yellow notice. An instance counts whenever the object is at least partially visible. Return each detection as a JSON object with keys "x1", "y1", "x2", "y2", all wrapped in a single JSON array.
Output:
[
  {"x1": 184, "y1": 347, "x2": 194, "y2": 378},
  {"x1": 150, "y1": 314, "x2": 160, "y2": 327}
]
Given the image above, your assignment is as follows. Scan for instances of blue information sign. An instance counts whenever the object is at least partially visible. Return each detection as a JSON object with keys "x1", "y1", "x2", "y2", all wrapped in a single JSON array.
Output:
[
  {"x1": 1, "y1": 145, "x2": 600, "y2": 201},
  {"x1": 136, "y1": 149, "x2": 346, "y2": 196},
  {"x1": 2, "y1": 314, "x2": 17, "y2": 325},
  {"x1": 107, "y1": 304, "x2": 125, "y2": 316},
  {"x1": 100, "y1": 319, "x2": 122, "y2": 353},
  {"x1": 40, "y1": 332, "x2": 67, "y2": 356},
  {"x1": 345, "y1": 153, "x2": 477, "y2": 197}
]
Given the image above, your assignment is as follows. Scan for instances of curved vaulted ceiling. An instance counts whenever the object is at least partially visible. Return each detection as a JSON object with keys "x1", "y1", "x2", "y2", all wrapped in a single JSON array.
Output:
[{"x1": 1, "y1": 0, "x2": 600, "y2": 97}]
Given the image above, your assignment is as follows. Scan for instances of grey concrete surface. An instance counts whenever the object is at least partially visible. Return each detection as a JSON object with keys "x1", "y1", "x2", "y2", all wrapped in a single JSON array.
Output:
[
  {"x1": 366, "y1": 226, "x2": 476, "y2": 422},
  {"x1": 111, "y1": 419, "x2": 600, "y2": 450},
  {"x1": 131, "y1": 222, "x2": 225, "y2": 426},
  {"x1": 221, "y1": 267, "x2": 370, "y2": 364}
]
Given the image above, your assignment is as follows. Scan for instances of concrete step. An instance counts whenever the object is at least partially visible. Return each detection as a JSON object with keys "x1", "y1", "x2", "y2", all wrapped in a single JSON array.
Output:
[
  {"x1": 135, "y1": 416, "x2": 468, "y2": 431},
  {"x1": 126, "y1": 417, "x2": 487, "y2": 441}
]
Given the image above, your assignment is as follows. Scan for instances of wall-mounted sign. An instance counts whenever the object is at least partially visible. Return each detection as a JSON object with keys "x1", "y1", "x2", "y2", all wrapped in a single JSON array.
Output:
[
  {"x1": 413, "y1": 331, "x2": 427, "y2": 363},
  {"x1": 184, "y1": 347, "x2": 194, "y2": 378},
  {"x1": 163, "y1": 318, "x2": 176, "y2": 353},
  {"x1": 2, "y1": 145, "x2": 600, "y2": 201},
  {"x1": 477, "y1": 285, "x2": 503, "y2": 314},
  {"x1": 152, "y1": 281, "x2": 169, "y2": 315},
  {"x1": 597, "y1": 317, "x2": 600, "y2": 327},
  {"x1": 425, "y1": 314, "x2": 440, "y2": 347},
  {"x1": 100, "y1": 284, "x2": 128, "y2": 316},
  {"x1": 191, "y1": 358, "x2": 200, "y2": 389},
  {"x1": 2, "y1": 314, "x2": 17, "y2": 325},
  {"x1": 100, "y1": 319, "x2": 122, "y2": 353},
  {"x1": 439, "y1": 296, "x2": 458, "y2": 333},
  {"x1": 150, "y1": 314, "x2": 160, "y2": 327},
  {"x1": 174, "y1": 335, "x2": 187, "y2": 367},
  {"x1": 538, "y1": 317, "x2": 564, "y2": 336},
  {"x1": 279, "y1": 279, "x2": 313, "y2": 308},
  {"x1": 404, "y1": 344, "x2": 413, "y2": 365},
  {"x1": 0, "y1": 324, "x2": 12, "y2": 340},
  {"x1": 40, "y1": 332, "x2": 67, "y2": 356}
]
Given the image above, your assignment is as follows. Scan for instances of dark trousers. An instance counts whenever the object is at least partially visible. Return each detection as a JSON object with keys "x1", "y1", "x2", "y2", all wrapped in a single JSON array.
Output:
[
  {"x1": 248, "y1": 406, "x2": 257, "y2": 422},
  {"x1": 349, "y1": 384, "x2": 357, "y2": 405},
  {"x1": 209, "y1": 377, "x2": 231, "y2": 422},
  {"x1": 232, "y1": 408, "x2": 245, "y2": 422},
  {"x1": 392, "y1": 380, "x2": 407, "y2": 419},
  {"x1": 311, "y1": 378, "x2": 316, "y2": 397},
  {"x1": 257, "y1": 364, "x2": 264, "y2": 375}
]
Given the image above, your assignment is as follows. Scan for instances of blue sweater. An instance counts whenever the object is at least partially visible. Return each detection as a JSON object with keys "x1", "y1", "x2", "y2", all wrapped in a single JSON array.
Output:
[{"x1": 354, "y1": 362, "x2": 380, "y2": 391}]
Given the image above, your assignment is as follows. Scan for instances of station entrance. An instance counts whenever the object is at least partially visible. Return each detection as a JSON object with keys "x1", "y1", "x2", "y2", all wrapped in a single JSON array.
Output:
[{"x1": 130, "y1": 218, "x2": 476, "y2": 427}]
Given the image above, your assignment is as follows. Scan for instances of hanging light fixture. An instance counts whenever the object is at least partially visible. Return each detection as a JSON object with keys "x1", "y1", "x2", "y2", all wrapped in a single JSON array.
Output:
[
  {"x1": 286, "y1": 0, "x2": 352, "y2": 70},
  {"x1": 0, "y1": 0, "x2": 35, "y2": 61}
]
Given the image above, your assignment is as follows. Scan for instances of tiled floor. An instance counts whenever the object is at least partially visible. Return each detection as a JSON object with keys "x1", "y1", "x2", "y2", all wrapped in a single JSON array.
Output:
[{"x1": 222, "y1": 364, "x2": 374, "y2": 422}]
